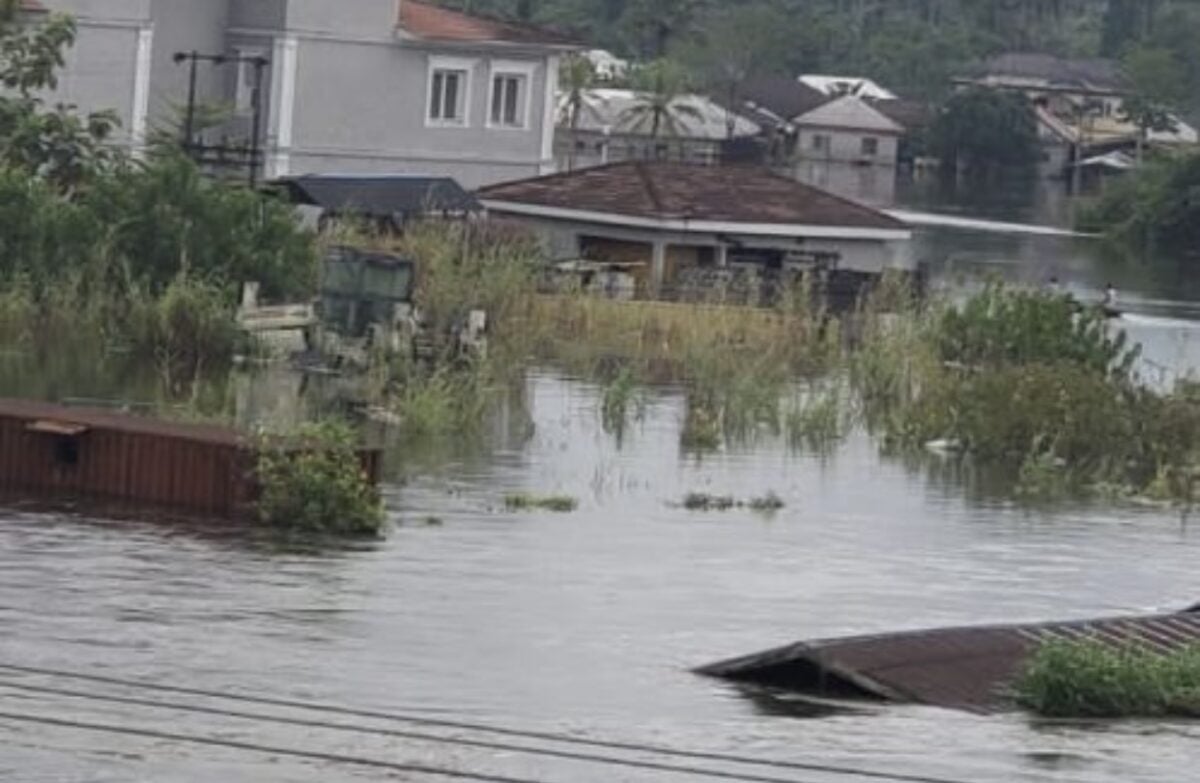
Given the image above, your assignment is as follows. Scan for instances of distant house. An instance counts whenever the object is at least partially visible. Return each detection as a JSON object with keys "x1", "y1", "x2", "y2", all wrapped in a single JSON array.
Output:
[
  {"x1": 955, "y1": 52, "x2": 1197, "y2": 171},
  {"x1": 555, "y1": 88, "x2": 759, "y2": 170},
  {"x1": 477, "y1": 162, "x2": 912, "y2": 298},
  {"x1": 582, "y1": 49, "x2": 630, "y2": 82},
  {"x1": 800, "y1": 75, "x2": 897, "y2": 101},
  {"x1": 956, "y1": 53, "x2": 1128, "y2": 112},
  {"x1": 25, "y1": 0, "x2": 578, "y2": 188},
  {"x1": 792, "y1": 96, "x2": 904, "y2": 166}
]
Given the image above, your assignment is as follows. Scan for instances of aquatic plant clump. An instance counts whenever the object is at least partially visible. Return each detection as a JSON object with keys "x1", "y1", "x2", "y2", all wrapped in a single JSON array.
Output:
[
  {"x1": 256, "y1": 421, "x2": 385, "y2": 537},
  {"x1": 681, "y1": 493, "x2": 785, "y2": 513},
  {"x1": 503, "y1": 493, "x2": 579, "y2": 513},
  {"x1": 1015, "y1": 639, "x2": 1200, "y2": 718}
]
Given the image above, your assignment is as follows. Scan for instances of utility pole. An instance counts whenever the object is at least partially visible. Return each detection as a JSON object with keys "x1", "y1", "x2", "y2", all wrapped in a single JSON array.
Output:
[{"x1": 173, "y1": 51, "x2": 270, "y2": 188}]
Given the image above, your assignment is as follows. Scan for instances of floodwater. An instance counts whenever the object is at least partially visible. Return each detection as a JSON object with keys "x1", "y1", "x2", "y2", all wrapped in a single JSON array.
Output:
[{"x1": 3, "y1": 176, "x2": 1200, "y2": 782}]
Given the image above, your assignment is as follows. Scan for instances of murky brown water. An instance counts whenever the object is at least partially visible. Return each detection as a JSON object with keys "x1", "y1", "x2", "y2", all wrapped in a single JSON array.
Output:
[{"x1": 3, "y1": 179, "x2": 1200, "y2": 782}]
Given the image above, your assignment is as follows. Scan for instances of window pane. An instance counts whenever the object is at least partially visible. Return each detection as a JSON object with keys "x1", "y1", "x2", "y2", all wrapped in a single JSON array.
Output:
[
  {"x1": 444, "y1": 73, "x2": 459, "y2": 120},
  {"x1": 504, "y1": 76, "x2": 519, "y2": 125},
  {"x1": 430, "y1": 72, "x2": 444, "y2": 120},
  {"x1": 491, "y1": 75, "x2": 504, "y2": 124}
]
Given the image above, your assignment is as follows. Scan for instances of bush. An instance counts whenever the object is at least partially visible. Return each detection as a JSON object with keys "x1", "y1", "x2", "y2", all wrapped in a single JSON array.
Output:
[
  {"x1": 256, "y1": 421, "x2": 385, "y2": 537},
  {"x1": 1078, "y1": 151, "x2": 1200, "y2": 260},
  {"x1": 937, "y1": 283, "x2": 1138, "y2": 379},
  {"x1": 1015, "y1": 639, "x2": 1200, "y2": 718},
  {"x1": 128, "y1": 276, "x2": 239, "y2": 389}
]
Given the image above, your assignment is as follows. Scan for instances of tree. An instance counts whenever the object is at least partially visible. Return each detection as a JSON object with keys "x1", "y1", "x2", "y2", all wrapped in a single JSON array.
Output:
[
  {"x1": 930, "y1": 88, "x2": 1041, "y2": 173},
  {"x1": 559, "y1": 53, "x2": 597, "y2": 170},
  {"x1": 0, "y1": 0, "x2": 120, "y2": 194},
  {"x1": 674, "y1": 3, "x2": 792, "y2": 133},
  {"x1": 1121, "y1": 45, "x2": 1185, "y2": 161},
  {"x1": 560, "y1": 53, "x2": 597, "y2": 132},
  {"x1": 1079, "y1": 151, "x2": 1200, "y2": 260},
  {"x1": 618, "y1": 0, "x2": 709, "y2": 58},
  {"x1": 620, "y1": 59, "x2": 702, "y2": 140}
]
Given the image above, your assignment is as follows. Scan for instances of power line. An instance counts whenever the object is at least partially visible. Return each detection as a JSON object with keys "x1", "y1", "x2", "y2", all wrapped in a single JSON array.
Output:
[
  {"x1": 0, "y1": 662, "x2": 976, "y2": 783},
  {"x1": 0, "y1": 680, "x2": 815, "y2": 783},
  {"x1": 0, "y1": 709, "x2": 545, "y2": 783}
]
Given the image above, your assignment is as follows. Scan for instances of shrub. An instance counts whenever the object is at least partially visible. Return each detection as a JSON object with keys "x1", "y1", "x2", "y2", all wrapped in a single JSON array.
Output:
[
  {"x1": 128, "y1": 276, "x2": 239, "y2": 390},
  {"x1": 256, "y1": 421, "x2": 385, "y2": 537},
  {"x1": 937, "y1": 283, "x2": 1138, "y2": 379},
  {"x1": 1015, "y1": 639, "x2": 1200, "y2": 718}
]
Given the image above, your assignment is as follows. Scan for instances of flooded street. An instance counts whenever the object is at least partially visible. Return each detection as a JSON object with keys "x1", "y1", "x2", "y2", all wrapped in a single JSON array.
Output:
[{"x1": 4, "y1": 179, "x2": 1200, "y2": 781}]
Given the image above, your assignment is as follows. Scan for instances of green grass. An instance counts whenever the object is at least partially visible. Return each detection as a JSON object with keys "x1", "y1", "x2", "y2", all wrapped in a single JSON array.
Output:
[
  {"x1": 1014, "y1": 639, "x2": 1200, "y2": 718},
  {"x1": 600, "y1": 366, "x2": 644, "y2": 440},
  {"x1": 503, "y1": 493, "x2": 579, "y2": 513}
]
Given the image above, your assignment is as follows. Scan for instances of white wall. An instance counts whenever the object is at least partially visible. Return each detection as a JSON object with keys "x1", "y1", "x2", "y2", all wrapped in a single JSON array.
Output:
[
  {"x1": 286, "y1": 39, "x2": 553, "y2": 185},
  {"x1": 796, "y1": 127, "x2": 899, "y2": 166}
]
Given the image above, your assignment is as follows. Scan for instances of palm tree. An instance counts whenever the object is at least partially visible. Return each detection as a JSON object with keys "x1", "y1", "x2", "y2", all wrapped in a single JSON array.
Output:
[
  {"x1": 560, "y1": 54, "x2": 597, "y2": 133},
  {"x1": 619, "y1": 60, "x2": 702, "y2": 143}
]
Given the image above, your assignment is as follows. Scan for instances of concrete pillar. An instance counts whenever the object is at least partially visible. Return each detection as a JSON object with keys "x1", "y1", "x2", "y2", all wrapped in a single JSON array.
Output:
[
  {"x1": 650, "y1": 241, "x2": 667, "y2": 297},
  {"x1": 715, "y1": 243, "x2": 729, "y2": 268}
]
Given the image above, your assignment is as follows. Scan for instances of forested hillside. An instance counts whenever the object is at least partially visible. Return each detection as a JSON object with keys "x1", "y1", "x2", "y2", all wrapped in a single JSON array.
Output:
[{"x1": 438, "y1": 0, "x2": 1200, "y2": 105}]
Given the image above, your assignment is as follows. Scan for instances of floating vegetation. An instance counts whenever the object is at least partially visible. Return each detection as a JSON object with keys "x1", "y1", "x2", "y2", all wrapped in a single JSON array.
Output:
[
  {"x1": 1014, "y1": 639, "x2": 1200, "y2": 718},
  {"x1": 681, "y1": 492, "x2": 785, "y2": 513},
  {"x1": 682, "y1": 493, "x2": 736, "y2": 511},
  {"x1": 503, "y1": 493, "x2": 579, "y2": 513}
]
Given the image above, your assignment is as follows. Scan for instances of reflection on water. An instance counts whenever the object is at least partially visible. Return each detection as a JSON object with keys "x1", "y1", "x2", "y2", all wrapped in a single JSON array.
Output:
[
  {"x1": 3, "y1": 174, "x2": 1200, "y2": 781},
  {"x1": 2, "y1": 370, "x2": 1200, "y2": 782}
]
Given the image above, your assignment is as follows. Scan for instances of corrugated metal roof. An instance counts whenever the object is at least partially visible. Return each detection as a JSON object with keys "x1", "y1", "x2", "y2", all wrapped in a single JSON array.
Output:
[
  {"x1": 0, "y1": 399, "x2": 243, "y2": 447},
  {"x1": 793, "y1": 95, "x2": 904, "y2": 134},
  {"x1": 697, "y1": 609, "x2": 1200, "y2": 713},
  {"x1": 275, "y1": 175, "x2": 479, "y2": 216},
  {"x1": 560, "y1": 89, "x2": 760, "y2": 140}
]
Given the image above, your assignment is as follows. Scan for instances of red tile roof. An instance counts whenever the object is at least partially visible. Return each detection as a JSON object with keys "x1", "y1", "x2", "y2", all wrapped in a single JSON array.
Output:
[
  {"x1": 399, "y1": 1, "x2": 577, "y2": 47},
  {"x1": 478, "y1": 162, "x2": 906, "y2": 232},
  {"x1": 18, "y1": 0, "x2": 47, "y2": 12}
]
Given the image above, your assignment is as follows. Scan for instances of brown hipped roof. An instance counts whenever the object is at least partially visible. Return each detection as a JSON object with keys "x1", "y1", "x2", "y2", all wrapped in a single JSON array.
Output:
[
  {"x1": 399, "y1": 1, "x2": 577, "y2": 46},
  {"x1": 478, "y1": 162, "x2": 906, "y2": 231}
]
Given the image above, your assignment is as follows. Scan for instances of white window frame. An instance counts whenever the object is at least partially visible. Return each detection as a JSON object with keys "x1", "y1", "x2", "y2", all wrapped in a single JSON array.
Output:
[
  {"x1": 426, "y1": 55, "x2": 476, "y2": 128},
  {"x1": 235, "y1": 47, "x2": 267, "y2": 117},
  {"x1": 486, "y1": 60, "x2": 536, "y2": 130}
]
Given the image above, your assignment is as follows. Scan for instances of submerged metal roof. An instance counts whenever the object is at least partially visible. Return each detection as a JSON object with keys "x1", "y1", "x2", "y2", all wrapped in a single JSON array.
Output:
[
  {"x1": 697, "y1": 609, "x2": 1200, "y2": 713},
  {"x1": 275, "y1": 175, "x2": 479, "y2": 217},
  {"x1": 0, "y1": 398, "x2": 242, "y2": 447}
]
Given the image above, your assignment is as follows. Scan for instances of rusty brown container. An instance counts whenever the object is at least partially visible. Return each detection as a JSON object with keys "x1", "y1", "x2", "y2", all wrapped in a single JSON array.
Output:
[{"x1": 0, "y1": 399, "x2": 380, "y2": 520}]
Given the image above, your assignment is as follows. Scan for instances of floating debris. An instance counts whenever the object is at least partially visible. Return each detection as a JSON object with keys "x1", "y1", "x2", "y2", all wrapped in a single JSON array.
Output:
[
  {"x1": 503, "y1": 493, "x2": 579, "y2": 513},
  {"x1": 682, "y1": 492, "x2": 785, "y2": 513}
]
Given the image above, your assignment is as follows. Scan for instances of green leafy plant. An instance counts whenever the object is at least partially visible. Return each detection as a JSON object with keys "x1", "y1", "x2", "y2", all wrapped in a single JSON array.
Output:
[
  {"x1": 1015, "y1": 639, "x2": 1200, "y2": 718},
  {"x1": 256, "y1": 421, "x2": 385, "y2": 537}
]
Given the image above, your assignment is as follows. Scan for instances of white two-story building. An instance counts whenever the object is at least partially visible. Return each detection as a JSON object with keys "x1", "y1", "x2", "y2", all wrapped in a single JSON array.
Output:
[{"x1": 22, "y1": 0, "x2": 576, "y2": 187}]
